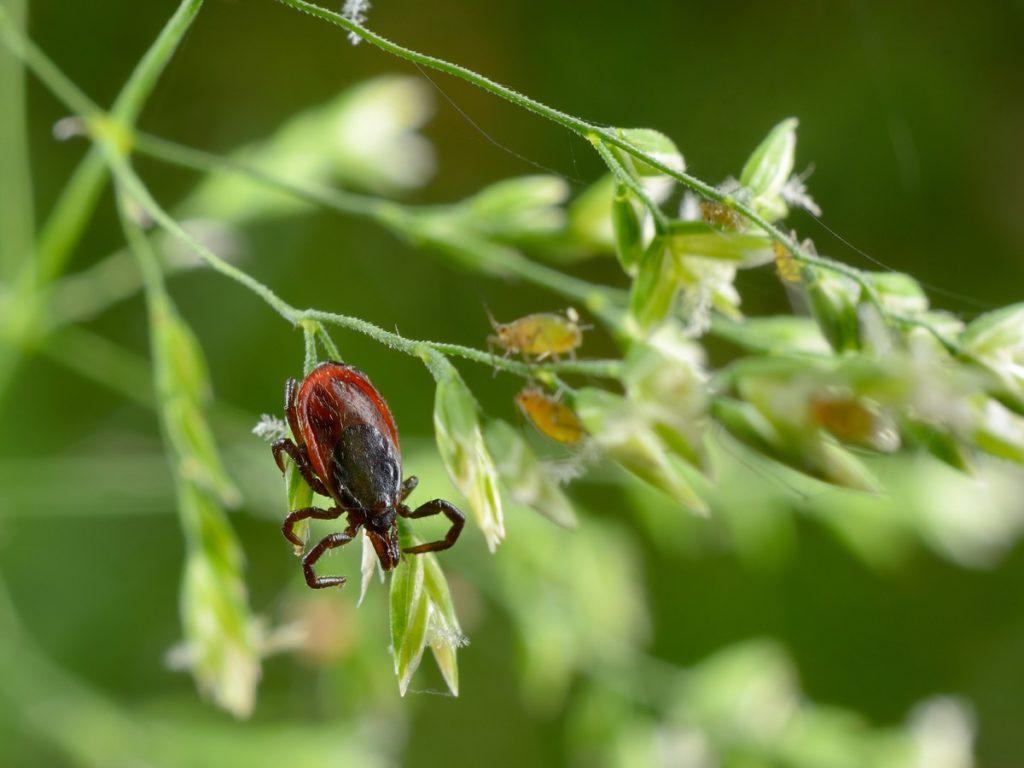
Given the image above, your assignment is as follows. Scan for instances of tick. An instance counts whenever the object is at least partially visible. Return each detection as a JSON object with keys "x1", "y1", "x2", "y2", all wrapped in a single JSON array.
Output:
[{"x1": 271, "y1": 362, "x2": 465, "y2": 589}]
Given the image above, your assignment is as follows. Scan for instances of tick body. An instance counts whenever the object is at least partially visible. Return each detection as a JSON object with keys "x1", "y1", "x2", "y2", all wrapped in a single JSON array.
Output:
[
  {"x1": 272, "y1": 362, "x2": 464, "y2": 589},
  {"x1": 488, "y1": 308, "x2": 585, "y2": 362}
]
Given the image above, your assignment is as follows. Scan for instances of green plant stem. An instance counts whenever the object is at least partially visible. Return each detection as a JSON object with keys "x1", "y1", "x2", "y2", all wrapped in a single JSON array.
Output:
[
  {"x1": 106, "y1": 151, "x2": 302, "y2": 323},
  {"x1": 302, "y1": 309, "x2": 621, "y2": 380},
  {"x1": 132, "y1": 130, "x2": 627, "y2": 323}
]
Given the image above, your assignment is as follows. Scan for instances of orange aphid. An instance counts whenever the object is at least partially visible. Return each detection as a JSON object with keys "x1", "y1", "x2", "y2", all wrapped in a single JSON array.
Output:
[
  {"x1": 488, "y1": 308, "x2": 585, "y2": 362},
  {"x1": 515, "y1": 387, "x2": 587, "y2": 445}
]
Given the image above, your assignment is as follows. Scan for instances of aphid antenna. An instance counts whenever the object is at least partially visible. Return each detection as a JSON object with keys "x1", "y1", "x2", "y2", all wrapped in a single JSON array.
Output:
[{"x1": 483, "y1": 303, "x2": 502, "y2": 332}]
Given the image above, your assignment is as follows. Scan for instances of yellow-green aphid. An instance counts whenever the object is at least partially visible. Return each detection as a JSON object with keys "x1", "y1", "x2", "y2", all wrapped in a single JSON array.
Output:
[{"x1": 488, "y1": 308, "x2": 586, "y2": 362}]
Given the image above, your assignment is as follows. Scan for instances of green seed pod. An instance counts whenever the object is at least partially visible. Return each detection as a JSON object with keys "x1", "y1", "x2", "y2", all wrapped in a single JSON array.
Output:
[
  {"x1": 801, "y1": 265, "x2": 861, "y2": 353},
  {"x1": 612, "y1": 127, "x2": 685, "y2": 202},
  {"x1": 425, "y1": 351, "x2": 505, "y2": 551},
  {"x1": 628, "y1": 237, "x2": 677, "y2": 333},
  {"x1": 389, "y1": 547, "x2": 429, "y2": 697},
  {"x1": 611, "y1": 183, "x2": 644, "y2": 275},
  {"x1": 388, "y1": 537, "x2": 465, "y2": 697},
  {"x1": 739, "y1": 117, "x2": 798, "y2": 221}
]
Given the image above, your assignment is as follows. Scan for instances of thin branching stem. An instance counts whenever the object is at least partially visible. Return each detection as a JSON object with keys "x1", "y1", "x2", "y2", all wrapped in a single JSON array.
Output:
[
  {"x1": 271, "y1": 0, "x2": 964, "y2": 355},
  {"x1": 1, "y1": 16, "x2": 622, "y2": 386}
]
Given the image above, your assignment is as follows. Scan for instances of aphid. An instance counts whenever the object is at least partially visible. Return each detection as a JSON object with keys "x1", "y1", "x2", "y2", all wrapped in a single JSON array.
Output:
[
  {"x1": 515, "y1": 386, "x2": 587, "y2": 445},
  {"x1": 488, "y1": 308, "x2": 586, "y2": 362},
  {"x1": 272, "y1": 362, "x2": 464, "y2": 589},
  {"x1": 700, "y1": 200, "x2": 744, "y2": 231}
]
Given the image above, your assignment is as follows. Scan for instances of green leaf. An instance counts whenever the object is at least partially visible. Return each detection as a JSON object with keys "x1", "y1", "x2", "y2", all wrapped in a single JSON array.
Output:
[
  {"x1": 389, "y1": 552, "x2": 429, "y2": 697},
  {"x1": 628, "y1": 238, "x2": 677, "y2": 332},
  {"x1": 740, "y1": 117, "x2": 797, "y2": 218},
  {"x1": 484, "y1": 419, "x2": 578, "y2": 529}
]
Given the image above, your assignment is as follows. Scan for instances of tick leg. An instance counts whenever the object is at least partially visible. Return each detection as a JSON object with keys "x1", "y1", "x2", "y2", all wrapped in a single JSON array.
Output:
[
  {"x1": 302, "y1": 531, "x2": 354, "y2": 589},
  {"x1": 282, "y1": 505, "x2": 343, "y2": 551},
  {"x1": 271, "y1": 438, "x2": 330, "y2": 497},
  {"x1": 399, "y1": 499, "x2": 465, "y2": 554},
  {"x1": 399, "y1": 475, "x2": 419, "y2": 502}
]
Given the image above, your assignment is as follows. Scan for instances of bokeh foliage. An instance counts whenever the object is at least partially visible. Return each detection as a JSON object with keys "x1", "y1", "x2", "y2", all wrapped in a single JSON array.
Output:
[{"x1": 1, "y1": 1, "x2": 1023, "y2": 767}]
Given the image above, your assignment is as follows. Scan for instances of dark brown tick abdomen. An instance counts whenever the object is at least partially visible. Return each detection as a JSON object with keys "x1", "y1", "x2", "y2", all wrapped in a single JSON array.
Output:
[{"x1": 295, "y1": 363, "x2": 400, "y2": 487}]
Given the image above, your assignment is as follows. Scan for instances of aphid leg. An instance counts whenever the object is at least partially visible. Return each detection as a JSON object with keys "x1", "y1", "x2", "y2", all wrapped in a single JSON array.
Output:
[
  {"x1": 282, "y1": 505, "x2": 343, "y2": 551},
  {"x1": 271, "y1": 438, "x2": 330, "y2": 497},
  {"x1": 302, "y1": 531, "x2": 354, "y2": 589},
  {"x1": 399, "y1": 475, "x2": 419, "y2": 502},
  {"x1": 399, "y1": 499, "x2": 465, "y2": 554}
]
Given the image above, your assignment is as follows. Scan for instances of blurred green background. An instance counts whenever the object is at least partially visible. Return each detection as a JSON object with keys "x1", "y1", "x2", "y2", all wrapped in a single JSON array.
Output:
[{"x1": 2, "y1": 0, "x2": 1023, "y2": 766}]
